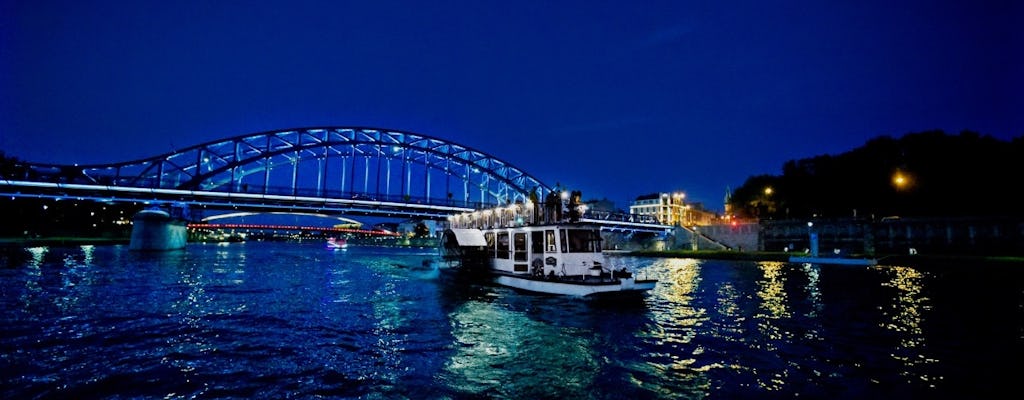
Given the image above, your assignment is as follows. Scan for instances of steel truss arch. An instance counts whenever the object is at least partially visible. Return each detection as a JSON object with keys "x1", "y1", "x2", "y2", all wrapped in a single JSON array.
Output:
[{"x1": 16, "y1": 127, "x2": 553, "y2": 209}]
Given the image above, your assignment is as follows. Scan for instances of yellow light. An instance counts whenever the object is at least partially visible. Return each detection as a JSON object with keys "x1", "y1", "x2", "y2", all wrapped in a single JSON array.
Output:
[{"x1": 892, "y1": 170, "x2": 911, "y2": 189}]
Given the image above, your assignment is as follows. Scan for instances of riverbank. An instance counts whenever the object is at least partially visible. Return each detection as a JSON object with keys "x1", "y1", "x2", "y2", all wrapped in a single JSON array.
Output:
[{"x1": 627, "y1": 249, "x2": 1024, "y2": 268}]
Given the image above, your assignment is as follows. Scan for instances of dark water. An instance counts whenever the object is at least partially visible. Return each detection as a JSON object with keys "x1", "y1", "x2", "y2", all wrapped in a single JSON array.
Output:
[{"x1": 1, "y1": 243, "x2": 1021, "y2": 399}]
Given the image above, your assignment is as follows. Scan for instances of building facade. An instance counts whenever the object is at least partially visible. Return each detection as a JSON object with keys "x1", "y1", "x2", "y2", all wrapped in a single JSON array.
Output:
[{"x1": 629, "y1": 192, "x2": 718, "y2": 226}]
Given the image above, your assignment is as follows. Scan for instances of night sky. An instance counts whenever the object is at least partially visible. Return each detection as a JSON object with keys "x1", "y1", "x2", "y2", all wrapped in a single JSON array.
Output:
[{"x1": 2, "y1": 0, "x2": 1021, "y2": 212}]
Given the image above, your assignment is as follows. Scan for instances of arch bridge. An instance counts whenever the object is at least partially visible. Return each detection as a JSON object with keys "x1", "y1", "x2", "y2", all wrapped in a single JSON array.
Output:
[{"x1": 0, "y1": 126, "x2": 667, "y2": 231}]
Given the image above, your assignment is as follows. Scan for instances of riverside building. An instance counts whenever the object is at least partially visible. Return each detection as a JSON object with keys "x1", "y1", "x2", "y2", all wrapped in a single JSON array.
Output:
[{"x1": 629, "y1": 192, "x2": 716, "y2": 227}]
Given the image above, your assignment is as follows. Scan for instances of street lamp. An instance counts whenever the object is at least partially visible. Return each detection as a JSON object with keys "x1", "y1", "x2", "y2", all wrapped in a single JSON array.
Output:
[
  {"x1": 807, "y1": 221, "x2": 818, "y2": 257},
  {"x1": 892, "y1": 170, "x2": 910, "y2": 190}
]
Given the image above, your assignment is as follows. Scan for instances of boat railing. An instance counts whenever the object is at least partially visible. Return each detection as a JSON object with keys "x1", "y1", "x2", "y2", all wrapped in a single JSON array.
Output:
[
  {"x1": 448, "y1": 202, "x2": 662, "y2": 229},
  {"x1": 449, "y1": 202, "x2": 539, "y2": 229},
  {"x1": 581, "y1": 210, "x2": 660, "y2": 224}
]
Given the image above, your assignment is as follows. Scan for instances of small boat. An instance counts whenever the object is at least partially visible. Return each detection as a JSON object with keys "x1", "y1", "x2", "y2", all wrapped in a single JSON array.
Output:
[
  {"x1": 440, "y1": 191, "x2": 657, "y2": 297},
  {"x1": 326, "y1": 237, "x2": 348, "y2": 249}
]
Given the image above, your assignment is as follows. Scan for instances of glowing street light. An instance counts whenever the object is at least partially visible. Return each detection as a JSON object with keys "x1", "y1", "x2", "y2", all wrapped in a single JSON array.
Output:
[{"x1": 892, "y1": 170, "x2": 910, "y2": 190}]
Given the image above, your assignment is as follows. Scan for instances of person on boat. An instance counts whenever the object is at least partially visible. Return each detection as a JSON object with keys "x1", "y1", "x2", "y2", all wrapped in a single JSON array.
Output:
[
  {"x1": 529, "y1": 186, "x2": 540, "y2": 224},
  {"x1": 567, "y1": 190, "x2": 582, "y2": 222},
  {"x1": 544, "y1": 190, "x2": 560, "y2": 223}
]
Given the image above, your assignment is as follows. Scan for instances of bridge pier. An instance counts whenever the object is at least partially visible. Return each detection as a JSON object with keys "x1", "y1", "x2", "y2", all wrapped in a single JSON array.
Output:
[{"x1": 129, "y1": 209, "x2": 188, "y2": 251}]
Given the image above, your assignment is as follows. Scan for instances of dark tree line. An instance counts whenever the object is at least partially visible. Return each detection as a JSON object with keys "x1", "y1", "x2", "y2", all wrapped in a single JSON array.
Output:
[
  {"x1": 727, "y1": 130, "x2": 1024, "y2": 220},
  {"x1": 0, "y1": 151, "x2": 27, "y2": 179}
]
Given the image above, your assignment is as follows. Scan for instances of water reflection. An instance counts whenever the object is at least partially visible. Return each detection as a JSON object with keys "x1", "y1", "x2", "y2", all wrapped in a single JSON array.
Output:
[
  {"x1": 637, "y1": 258, "x2": 716, "y2": 398},
  {"x1": 878, "y1": 265, "x2": 938, "y2": 383},
  {"x1": 54, "y1": 245, "x2": 96, "y2": 313},
  {"x1": 800, "y1": 263, "x2": 823, "y2": 317},
  {"x1": 753, "y1": 261, "x2": 791, "y2": 391},
  {"x1": 21, "y1": 246, "x2": 48, "y2": 309},
  {"x1": 443, "y1": 300, "x2": 599, "y2": 398},
  {"x1": 757, "y1": 261, "x2": 790, "y2": 321},
  {"x1": 646, "y1": 258, "x2": 705, "y2": 346},
  {"x1": 166, "y1": 250, "x2": 215, "y2": 374},
  {"x1": 371, "y1": 278, "x2": 405, "y2": 384}
]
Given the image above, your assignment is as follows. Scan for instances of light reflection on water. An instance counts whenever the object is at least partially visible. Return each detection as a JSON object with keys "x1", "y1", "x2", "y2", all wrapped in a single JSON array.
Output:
[
  {"x1": 444, "y1": 300, "x2": 600, "y2": 398},
  {"x1": 0, "y1": 245, "x2": 1020, "y2": 399},
  {"x1": 877, "y1": 265, "x2": 939, "y2": 385},
  {"x1": 639, "y1": 258, "x2": 716, "y2": 398}
]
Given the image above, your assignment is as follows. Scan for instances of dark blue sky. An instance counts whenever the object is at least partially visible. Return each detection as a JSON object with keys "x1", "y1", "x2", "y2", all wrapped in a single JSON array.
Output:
[{"x1": 2, "y1": 0, "x2": 1021, "y2": 212}]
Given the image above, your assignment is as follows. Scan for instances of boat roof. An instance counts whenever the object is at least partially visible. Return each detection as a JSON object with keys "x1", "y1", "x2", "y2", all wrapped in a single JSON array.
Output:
[{"x1": 446, "y1": 228, "x2": 487, "y2": 246}]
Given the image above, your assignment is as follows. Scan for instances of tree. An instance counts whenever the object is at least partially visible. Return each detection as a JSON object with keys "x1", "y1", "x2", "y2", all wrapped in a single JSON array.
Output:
[{"x1": 727, "y1": 130, "x2": 1024, "y2": 219}]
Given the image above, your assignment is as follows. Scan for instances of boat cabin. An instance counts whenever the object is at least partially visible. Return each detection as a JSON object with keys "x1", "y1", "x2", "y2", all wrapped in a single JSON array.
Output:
[{"x1": 481, "y1": 224, "x2": 605, "y2": 278}]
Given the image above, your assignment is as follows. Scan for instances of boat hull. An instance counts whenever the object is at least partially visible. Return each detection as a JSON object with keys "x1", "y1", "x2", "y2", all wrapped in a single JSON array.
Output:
[{"x1": 494, "y1": 273, "x2": 656, "y2": 296}]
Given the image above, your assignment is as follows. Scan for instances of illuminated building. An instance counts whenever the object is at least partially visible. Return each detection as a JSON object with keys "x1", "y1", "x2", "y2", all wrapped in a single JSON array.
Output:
[
  {"x1": 630, "y1": 192, "x2": 688, "y2": 226},
  {"x1": 629, "y1": 192, "x2": 719, "y2": 227}
]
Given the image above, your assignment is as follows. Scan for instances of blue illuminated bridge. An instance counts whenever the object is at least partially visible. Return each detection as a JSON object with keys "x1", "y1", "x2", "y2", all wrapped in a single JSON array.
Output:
[{"x1": 0, "y1": 127, "x2": 668, "y2": 233}]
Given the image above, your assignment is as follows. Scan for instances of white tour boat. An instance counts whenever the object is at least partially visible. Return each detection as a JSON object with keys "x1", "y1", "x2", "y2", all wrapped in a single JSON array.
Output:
[{"x1": 440, "y1": 191, "x2": 657, "y2": 297}]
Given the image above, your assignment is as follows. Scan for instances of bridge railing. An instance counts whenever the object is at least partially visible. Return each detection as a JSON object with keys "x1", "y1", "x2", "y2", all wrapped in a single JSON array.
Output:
[
  {"x1": 2, "y1": 173, "x2": 500, "y2": 211},
  {"x1": 581, "y1": 210, "x2": 662, "y2": 225},
  {"x1": 5, "y1": 164, "x2": 661, "y2": 224}
]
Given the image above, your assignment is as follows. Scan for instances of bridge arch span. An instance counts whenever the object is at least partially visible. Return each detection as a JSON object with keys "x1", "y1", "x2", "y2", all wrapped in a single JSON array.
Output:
[{"x1": 17, "y1": 127, "x2": 553, "y2": 208}]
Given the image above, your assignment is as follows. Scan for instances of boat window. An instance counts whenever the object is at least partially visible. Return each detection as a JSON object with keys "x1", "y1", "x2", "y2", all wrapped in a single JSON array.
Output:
[
  {"x1": 497, "y1": 232, "x2": 510, "y2": 259},
  {"x1": 531, "y1": 231, "x2": 544, "y2": 254},
  {"x1": 560, "y1": 229, "x2": 568, "y2": 253},
  {"x1": 566, "y1": 229, "x2": 602, "y2": 253},
  {"x1": 485, "y1": 232, "x2": 495, "y2": 258},
  {"x1": 545, "y1": 230, "x2": 556, "y2": 252},
  {"x1": 514, "y1": 233, "x2": 527, "y2": 262}
]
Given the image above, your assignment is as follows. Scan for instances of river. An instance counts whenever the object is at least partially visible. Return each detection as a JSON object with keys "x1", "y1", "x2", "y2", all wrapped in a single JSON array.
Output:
[{"x1": 1, "y1": 242, "x2": 1020, "y2": 399}]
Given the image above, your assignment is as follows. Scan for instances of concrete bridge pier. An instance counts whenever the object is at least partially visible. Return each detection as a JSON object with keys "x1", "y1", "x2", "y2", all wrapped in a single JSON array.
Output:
[{"x1": 129, "y1": 209, "x2": 188, "y2": 251}]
